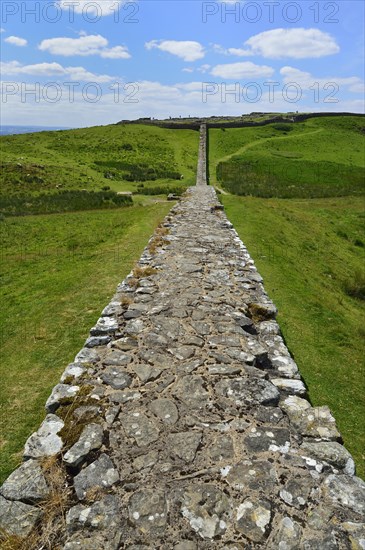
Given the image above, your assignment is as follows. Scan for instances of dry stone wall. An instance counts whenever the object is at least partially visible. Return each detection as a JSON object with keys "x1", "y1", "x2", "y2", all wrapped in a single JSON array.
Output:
[{"x1": 1, "y1": 126, "x2": 364, "y2": 549}]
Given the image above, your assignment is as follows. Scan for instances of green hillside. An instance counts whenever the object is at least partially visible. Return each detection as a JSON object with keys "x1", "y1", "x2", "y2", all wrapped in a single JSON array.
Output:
[
  {"x1": 0, "y1": 124, "x2": 199, "y2": 215},
  {"x1": 210, "y1": 116, "x2": 365, "y2": 198}
]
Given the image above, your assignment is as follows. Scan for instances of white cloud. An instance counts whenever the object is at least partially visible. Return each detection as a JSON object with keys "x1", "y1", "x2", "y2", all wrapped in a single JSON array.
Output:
[
  {"x1": 245, "y1": 28, "x2": 339, "y2": 59},
  {"x1": 213, "y1": 44, "x2": 252, "y2": 57},
  {"x1": 57, "y1": 0, "x2": 124, "y2": 17},
  {"x1": 0, "y1": 28, "x2": 5, "y2": 33},
  {"x1": 0, "y1": 60, "x2": 115, "y2": 82},
  {"x1": 211, "y1": 61, "x2": 274, "y2": 79},
  {"x1": 280, "y1": 66, "x2": 365, "y2": 93},
  {"x1": 5, "y1": 36, "x2": 28, "y2": 47},
  {"x1": 38, "y1": 34, "x2": 130, "y2": 59},
  {"x1": 145, "y1": 40, "x2": 205, "y2": 62}
]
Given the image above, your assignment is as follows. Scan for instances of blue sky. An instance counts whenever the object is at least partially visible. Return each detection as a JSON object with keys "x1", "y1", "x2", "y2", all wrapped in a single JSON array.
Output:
[{"x1": 1, "y1": 0, "x2": 364, "y2": 127}]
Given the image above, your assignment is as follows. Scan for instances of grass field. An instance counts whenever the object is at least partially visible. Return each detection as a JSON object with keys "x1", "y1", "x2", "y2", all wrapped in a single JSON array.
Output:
[
  {"x1": 0, "y1": 124, "x2": 199, "y2": 206},
  {"x1": 223, "y1": 195, "x2": 365, "y2": 478},
  {"x1": 0, "y1": 203, "x2": 171, "y2": 483},
  {"x1": 210, "y1": 116, "x2": 365, "y2": 197}
]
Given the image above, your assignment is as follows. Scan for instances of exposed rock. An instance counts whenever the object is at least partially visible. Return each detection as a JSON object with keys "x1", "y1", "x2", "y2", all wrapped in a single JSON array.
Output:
[
  {"x1": 90, "y1": 316, "x2": 118, "y2": 336},
  {"x1": 100, "y1": 367, "x2": 132, "y2": 390},
  {"x1": 271, "y1": 378, "x2": 306, "y2": 395},
  {"x1": 148, "y1": 398, "x2": 179, "y2": 425},
  {"x1": 167, "y1": 432, "x2": 202, "y2": 462},
  {"x1": 24, "y1": 414, "x2": 64, "y2": 458},
  {"x1": 64, "y1": 424, "x2": 104, "y2": 467},
  {"x1": 0, "y1": 495, "x2": 41, "y2": 537},
  {"x1": 66, "y1": 494, "x2": 121, "y2": 532},
  {"x1": 322, "y1": 474, "x2": 365, "y2": 515},
  {"x1": 74, "y1": 454, "x2": 119, "y2": 500},
  {"x1": 216, "y1": 377, "x2": 280, "y2": 407},
  {"x1": 300, "y1": 441, "x2": 355, "y2": 475},
  {"x1": 181, "y1": 484, "x2": 230, "y2": 540},
  {"x1": 0, "y1": 459, "x2": 49, "y2": 502},
  {"x1": 103, "y1": 350, "x2": 132, "y2": 366},
  {"x1": 235, "y1": 499, "x2": 271, "y2": 542},
  {"x1": 120, "y1": 413, "x2": 159, "y2": 447},
  {"x1": 45, "y1": 384, "x2": 79, "y2": 413},
  {"x1": 132, "y1": 364, "x2": 162, "y2": 383},
  {"x1": 128, "y1": 489, "x2": 167, "y2": 532},
  {"x1": 267, "y1": 516, "x2": 302, "y2": 549},
  {"x1": 61, "y1": 363, "x2": 86, "y2": 382}
]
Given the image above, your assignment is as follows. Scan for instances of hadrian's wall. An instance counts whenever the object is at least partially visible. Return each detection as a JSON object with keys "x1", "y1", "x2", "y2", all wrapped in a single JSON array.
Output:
[{"x1": 0, "y1": 126, "x2": 364, "y2": 549}]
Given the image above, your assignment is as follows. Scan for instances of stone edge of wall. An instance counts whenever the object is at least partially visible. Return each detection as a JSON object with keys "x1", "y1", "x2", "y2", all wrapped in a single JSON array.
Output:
[{"x1": 0, "y1": 186, "x2": 363, "y2": 543}]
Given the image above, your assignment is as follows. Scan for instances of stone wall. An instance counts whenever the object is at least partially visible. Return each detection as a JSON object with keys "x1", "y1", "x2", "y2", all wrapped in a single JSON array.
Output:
[{"x1": 1, "y1": 126, "x2": 364, "y2": 549}]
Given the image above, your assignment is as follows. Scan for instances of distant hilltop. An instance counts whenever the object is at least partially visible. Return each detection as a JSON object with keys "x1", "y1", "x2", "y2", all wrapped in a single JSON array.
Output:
[{"x1": 117, "y1": 111, "x2": 365, "y2": 130}]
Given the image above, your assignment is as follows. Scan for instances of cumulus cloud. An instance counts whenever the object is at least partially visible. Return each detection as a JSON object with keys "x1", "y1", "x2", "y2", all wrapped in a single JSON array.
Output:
[
  {"x1": 145, "y1": 40, "x2": 205, "y2": 62},
  {"x1": 0, "y1": 60, "x2": 115, "y2": 82},
  {"x1": 57, "y1": 0, "x2": 125, "y2": 16},
  {"x1": 246, "y1": 28, "x2": 339, "y2": 59},
  {"x1": 5, "y1": 36, "x2": 28, "y2": 47},
  {"x1": 211, "y1": 61, "x2": 274, "y2": 79},
  {"x1": 214, "y1": 28, "x2": 339, "y2": 60},
  {"x1": 280, "y1": 66, "x2": 365, "y2": 93},
  {"x1": 38, "y1": 34, "x2": 130, "y2": 59}
]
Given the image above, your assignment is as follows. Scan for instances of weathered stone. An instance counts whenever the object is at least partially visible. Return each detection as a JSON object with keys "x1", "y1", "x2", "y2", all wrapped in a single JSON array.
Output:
[
  {"x1": 75, "y1": 347, "x2": 100, "y2": 364},
  {"x1": 244, "y1": 427, "x2": 291, "y2": 453},
  {"x1": 169, "y1": 346, "x2": 196, "y2": 360},
  {"x1": 174, "y1": 542, "x2": 198, "y2": 550},
  {"x1": 341, "y1": 522, "x2": 365, "y2": 550},
  {"x1": 208, "y1": 364, "x2": 242, "y2": 375},
  {"x1": 73, "y1": 454, "x2": 119, "y2": 500},
  {"x1": 271, "y1": 378, "x2": 306, "y2": 395},
  {"x1": 300, "y1": 441, "x2": 355, "y2": 475},
  {"x1": 148, "y1": 398, "x2": 179, "y2": 425},
  {"x1": 167, "y1": 432, "x2": 202, "y2": 462},
  {"x1": 268, "y1": 516, "x2": 302, "y2": 549},
  {"x1": 103, "y1": 350, "x2": 132, "y2": 366},
  {"x1": 64, "y1": 532, "x2": 120, "y2": 550},
  {"x1": 109, "y1": 390, "x2": 141, "y2": 404},
  {"x1": 24, "y1": 414, "x2": 64, "y2": 458},
  {"x1": 128, "y1": 489, "x2": 167, "y2": 532},
  {"x1": 120, "y1": 413, "x2": 159, "y2": 447},
  {"x1": 181, "y1": 484, "x2": 230, "y2": 539},
  {"x1": 66, "y1": 494, "x2": 120, "y2": 532},
  {"x1": 64, "y1": 424, "x2": 103, "y2": 467},
  {"x1": 224, "y1": 460, "x2": 277, "y2": 491},
  {"x1": 235, "y1": 499, "x2": 271, "y2": 542},
  {"x1": 132, "y1": 364, "x2": 162, "y2": 383},
  {"x1": 45, "y1": 383, "x2": 79, "y2": 413},
  {"x1": 209, "y1": 435, "x2": 235, "y2": 462},
  {"x1": 0, "y1": 495, "x2": 41, "y2": 537},
  {"x1": 174, "y1": 376, "x2": 210, "y2": 408},
  {"x1": 216, "y1": 377, "x2": 280, "y2": 407},
  {"x1": 61, "y1": 363, "x2": 86, "y2": 382},
  {"x1": 279, "y1": 473, "x2": 314, "y2": 509},
  {"x1": 283, "y1": 399, "x2": 341, "y2": 440},
  {"x1": 133, "y1": 451, "x2": 159, "y2": 472},
  {"x1": 111, "y1": 337, "x2": 138, "y2": 351},
  {"x1": 105, "y1": 405, "x2": 120, "y2": 426},
  {"x1": 100, "y1": 367, "x2": 132, "y2": 390},
  {"x1": 90, "y1": 316, "x2": 118, "y2": 335},
  {"x1": 322, "y1": 474, "x2": 365, "y2": 515},
  {"x1": 270, "y1": 355, "x2": 299, "y2": 378},
  {"x1": 85, "y1": 336, "x2": 111, "y2": 348},
  {"x1": 0, "y1": 459, "x2": 49, "y2": 502}
]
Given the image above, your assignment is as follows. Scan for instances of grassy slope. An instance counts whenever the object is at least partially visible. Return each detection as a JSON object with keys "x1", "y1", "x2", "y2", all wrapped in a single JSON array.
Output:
[
  {"x1": 223, "y1": 195, "x2": 365, "y2": 478},
  {"x1": 0, "y1": 203, "x2": 171, "y2": 482},
  {"x1": 210, "y1": 117, "x2": 365, "y2": 197},
  {"x1": 0, "y1": 124, "x2": 199, "y2": 198}
]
